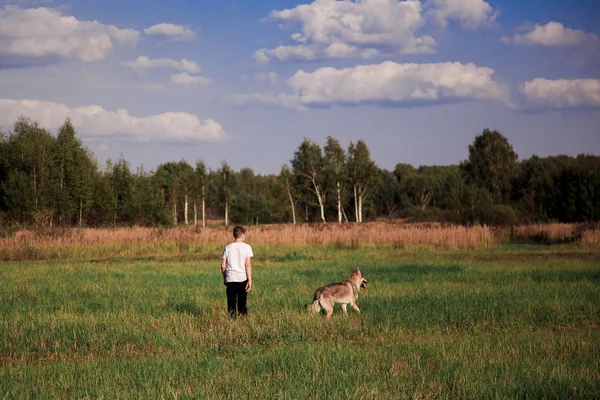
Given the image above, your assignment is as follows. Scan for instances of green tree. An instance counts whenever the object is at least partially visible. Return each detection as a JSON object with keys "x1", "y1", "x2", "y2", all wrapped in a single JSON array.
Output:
[
  {"x1": 514, "y1": 155, "x2": 553, "y2": 221},
  {"x1": 194, "y1": 160, "x2": 208, "y2": 227},
  {"x1": 155, "y1": 162, "x2": 179, "y2": 226},
  {"x1": 0, "y1": 129, "x2": 8, "y2": 215},
  {"x1": 1, "y1": 117, "x2": 54, "y2": 223},
  {"x1": 86, "y1": 169, "x2": 114, "y2": 226},
  {"x1": 218, "y1": 162, "x2": 235, "y2": 226},
  {"x1": 324, "y1": 136, "x2": 347, "y2": 223},
  {"x1": 109, "y1": 155, "x2": 133, "y2": 226},
  {"x1": 462, "y1": 129, "x2": 518, "y2": 204},
  {"x1": 53, "y1": 119, "x2": 97, "y2": 226},
  {"x1": 374, "y1": 169, "x2": 401, "y2": 220},
  {"x1": 130, "y1": 166, "x2": 170, "y2": 226},
  {"x1": 347, "y1": 139, "x2": 379, "y2": 223},
  {"x1": 174, "y1": 160, "x2": 194, "y2": 225},
  {"x1": 292, "y1": 139, "x2": 326, "y2": 223},
  {"x1": 279, "y1": 164, "x2": 297, "y2": 224}
]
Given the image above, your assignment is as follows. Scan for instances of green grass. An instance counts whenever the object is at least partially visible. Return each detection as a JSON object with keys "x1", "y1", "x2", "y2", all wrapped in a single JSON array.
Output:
[{"x1": 1, "y1": 245, "x2": 599, "y2": 399}]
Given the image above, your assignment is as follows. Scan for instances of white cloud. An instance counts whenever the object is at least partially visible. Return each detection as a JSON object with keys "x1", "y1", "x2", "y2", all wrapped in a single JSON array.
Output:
[
  {"x1": 233, "y1": 61, "x2": 509, "y2": 109},
  {"x1": 144, "y1": 23, "x2": 196, "y2": 42},
  {"x1": 106, "y1": 26, "x2": 140, "y2": 47},
  {"x1": 228, "y1": 93, "x2": 304, "y2": 111},
  {"x1": 171, "y1": 72, "x2": 210, "y2": 86},
  {"x1": 291, "y1": 61, "x2": 509, "y2": 105},
  {"x1": 0, "y1": 5, "x2": 139, "y2": 64},
  {"x1": 122, "y1": 56, "x2": 201, "y2": 73},
  {"x1": 256, "y1": 0, "x2": 436, "y2": 63},
  {"x1": 502, "y1": 21, "x2": 600, "y2": 47},
  {"x1": 254, "y1": 72, "x2": 280, "y2": 86},
  {"x1": 0, "y1": 98, "x2": 226, "y2": 142},
  {"x1": 254, "y1": 45, "x2": 318, "y2": 64},
  {"x1": 254, "y1": 42, "x2": 381, "y2": 64},
  {"x1": 426, "y1": 0, "x2": 496, "y2": 29},
  {"x1": 520, "y1": 78, "x2": 600, "y2": 110}
]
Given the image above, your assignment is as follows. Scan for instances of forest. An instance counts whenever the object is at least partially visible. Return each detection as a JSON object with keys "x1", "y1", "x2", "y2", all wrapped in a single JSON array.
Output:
[{"x1": 1, "y1": 116, "x2": 599, "y2": 228}]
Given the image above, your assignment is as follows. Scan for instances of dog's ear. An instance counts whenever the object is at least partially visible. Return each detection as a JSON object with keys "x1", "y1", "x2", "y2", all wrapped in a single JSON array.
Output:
[{"x1": 356, "y1": 267, "x2": 361, "y2": 275}]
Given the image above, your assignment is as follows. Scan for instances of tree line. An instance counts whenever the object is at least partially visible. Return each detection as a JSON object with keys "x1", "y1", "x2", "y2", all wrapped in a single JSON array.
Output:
[{"x1": 1, "y1": 117, "x2": 599, "y2": 228}]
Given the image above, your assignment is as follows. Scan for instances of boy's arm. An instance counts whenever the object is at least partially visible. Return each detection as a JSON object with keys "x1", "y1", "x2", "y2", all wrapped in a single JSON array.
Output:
[
  {"x1": 221, "y1": 258, "x2": 227, "y2": 285},
  {"x1": 245, "y1": 257, "x2": 252, "y2": 292}
]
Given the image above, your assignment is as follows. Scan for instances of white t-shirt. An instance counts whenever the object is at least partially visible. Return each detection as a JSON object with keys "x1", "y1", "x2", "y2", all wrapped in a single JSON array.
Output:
[{"x1": 222, "y1": 242, "x2": 254, "y2": 283}]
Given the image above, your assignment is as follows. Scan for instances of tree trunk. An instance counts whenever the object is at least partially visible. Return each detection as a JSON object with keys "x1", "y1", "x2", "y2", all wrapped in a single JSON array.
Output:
[
  {"x1": 33, "y1": 158, "x2": 38, "y2": 210},
  {"x1": 184, "y1": 193, "x2": 189, "y2": 225},
  {"x1": 194, "y1": 199, "x2": 197, "y2": 226},
  {"x1": 358, "y1": 191, "x2": 363, "y2": 223},
  {"x1": 353, "y1": 185, "x2": 359, "y2": 223},
  {"x1": 173, "y1": 199, "x2": 178, "y2": 225},
  {"x1": 336, "y1": 182, "x2": 342, "y2": 223},
  {"x1": 225, "y1": 195, "x2": 229, "y2": 227},
  {"x1": 316, "y1": 187, "x2": 326, "y2": 223},
  {"x1": 285, "y1": 176, "x2": 296, "y2": 225},
  {"x1": 311, "y1": 178, "x2": 326, "y2": 223},
  {"x1": 202, "y1": 184, "x2": 206, "y2": 228}
]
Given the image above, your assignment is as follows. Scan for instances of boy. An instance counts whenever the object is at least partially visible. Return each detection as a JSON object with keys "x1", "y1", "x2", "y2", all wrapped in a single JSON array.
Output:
[{"x1": 221, "y1": 225, "x2": 253, "y2": 317}]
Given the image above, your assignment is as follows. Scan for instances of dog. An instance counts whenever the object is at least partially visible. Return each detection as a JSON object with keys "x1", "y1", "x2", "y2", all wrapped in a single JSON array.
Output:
[{"x1": 307, "y1": 268, "x2": 368, "y2": 319}]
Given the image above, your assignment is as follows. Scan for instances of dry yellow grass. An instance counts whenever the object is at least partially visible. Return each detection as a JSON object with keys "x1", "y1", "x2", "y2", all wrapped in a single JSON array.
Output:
[
  {"x1": 3, "y1": 222, "x2": 598, "y2": 262},
  {"x1": 1, "y1": 222, "x2": 496, "y2": 253},
  {"x1": 510, "y1": 223, "x2": 578, "y2": 244},
  {"x1": 581, "y1": 229, "x2": 600, "y2": 247}
]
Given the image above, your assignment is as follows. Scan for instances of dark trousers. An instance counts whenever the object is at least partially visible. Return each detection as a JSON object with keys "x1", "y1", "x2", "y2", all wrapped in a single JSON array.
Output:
[{"x1": 226, "y1": 280, "x2": 248, "y2": 317}]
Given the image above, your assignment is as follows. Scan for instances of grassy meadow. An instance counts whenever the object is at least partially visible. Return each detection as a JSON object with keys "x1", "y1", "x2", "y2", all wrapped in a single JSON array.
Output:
[{"x1": 1, "y1": 224, "x2": 599, "y2": 398}]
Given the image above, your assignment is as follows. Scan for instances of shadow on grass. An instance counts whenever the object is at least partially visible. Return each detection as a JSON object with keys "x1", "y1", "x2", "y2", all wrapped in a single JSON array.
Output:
[
  {"x1": 292, "y1": 263, "x2": 462, "y2": 286},
  {"x1": 167, "y1": 299, "x2": 204, "y2": 316},
  {"x1": 526, "y1": 269, "x2": 600, "y2": 283}
]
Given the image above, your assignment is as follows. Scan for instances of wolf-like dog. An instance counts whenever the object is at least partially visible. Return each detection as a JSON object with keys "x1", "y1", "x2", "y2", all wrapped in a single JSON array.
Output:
[{"x1": 308, "y1": 268, "x2": 368, "y2": 319}]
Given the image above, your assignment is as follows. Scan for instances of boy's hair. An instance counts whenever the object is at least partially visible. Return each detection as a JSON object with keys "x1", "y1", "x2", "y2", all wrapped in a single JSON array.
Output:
[{"x1": 233, "y1": 225, "x2": 246, "y2": 239}]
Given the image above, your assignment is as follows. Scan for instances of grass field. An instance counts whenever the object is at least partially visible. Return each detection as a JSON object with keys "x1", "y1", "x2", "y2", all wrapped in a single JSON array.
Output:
[{"x1": 1, "y1": 238, "x2": 599, "y2": 398}]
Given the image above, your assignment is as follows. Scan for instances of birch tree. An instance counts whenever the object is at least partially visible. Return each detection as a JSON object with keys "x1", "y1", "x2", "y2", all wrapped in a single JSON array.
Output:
[
  {"x1": 347, "y1": 140, "x2": 378, "y2": 223},
  {"x1": 291, "y1": 139, "x2": 326, "y2": 223},
  {"x1": 324, "y1": 136, "x2": 346, "y2": 223},
  {"x1": 194, "y1": 160, "x2": 207, "y2": 227},
  {"x1": 279, "y1": 164, "x2": 296, "y2": 224},
  {"x1": 155, "y1": 162, "x2": 178, "y2": 225},
  {"x1": 218, "y1": 162, "x2": 235, "y2": 226},
  {"x1": 175, "y1": 160, "x2": 194, "y2": 225},
  {"x1": 73, "y1": 148, "x2": 95, "y2": 226}
]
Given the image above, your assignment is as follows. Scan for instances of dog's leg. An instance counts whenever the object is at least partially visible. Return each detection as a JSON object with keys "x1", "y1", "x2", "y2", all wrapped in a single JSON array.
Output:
[
  {"x1": 325, "y1": 307, "x2": 333, "y2": 320},
  {"x1": 341, "y1": 303, "x2": 348, "y2": 313},
  {"x1": 351, "y1": 303, "x2": 361, "y2": 314},
  {"x1": 321, "y1": 296, "x2": 334, "y2": 320}
]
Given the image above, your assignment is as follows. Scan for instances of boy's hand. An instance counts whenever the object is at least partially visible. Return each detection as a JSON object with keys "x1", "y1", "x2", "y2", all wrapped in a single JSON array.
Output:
[{"x1": 245, "y1": 280, "x2": 252, "y2": 292}]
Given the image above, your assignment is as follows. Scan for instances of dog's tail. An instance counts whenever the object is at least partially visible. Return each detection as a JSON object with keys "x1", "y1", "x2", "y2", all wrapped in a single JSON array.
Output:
[
  {"x1": 307, "y1": 289, "x2": 322, "y2": 312},
  {"x1": 307, "y1": 298, "x2": 321, "y2": 312}
]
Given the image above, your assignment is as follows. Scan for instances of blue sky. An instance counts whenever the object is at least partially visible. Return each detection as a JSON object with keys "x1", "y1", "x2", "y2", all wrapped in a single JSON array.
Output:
[{"x1": 1, "y1": 0, "x2": 599, "y2": 174}]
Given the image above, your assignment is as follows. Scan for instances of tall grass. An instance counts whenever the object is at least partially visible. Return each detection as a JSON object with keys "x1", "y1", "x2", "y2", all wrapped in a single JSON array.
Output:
[
  {"x1": 2, "y1": 222, "x2": 598, "y2": 262},
  {"x1": 510, "y1": 223, "x2": 600, "y2": 247},
  {"x1": 511, "y1": 223, "x2": 577, "y2": 244},
  {"x1": 1, "y1": 246, "x2": 598, "y2": 398},
  {"x1": 0, "y1": 223, "x2": 497, "y2": 261}
]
